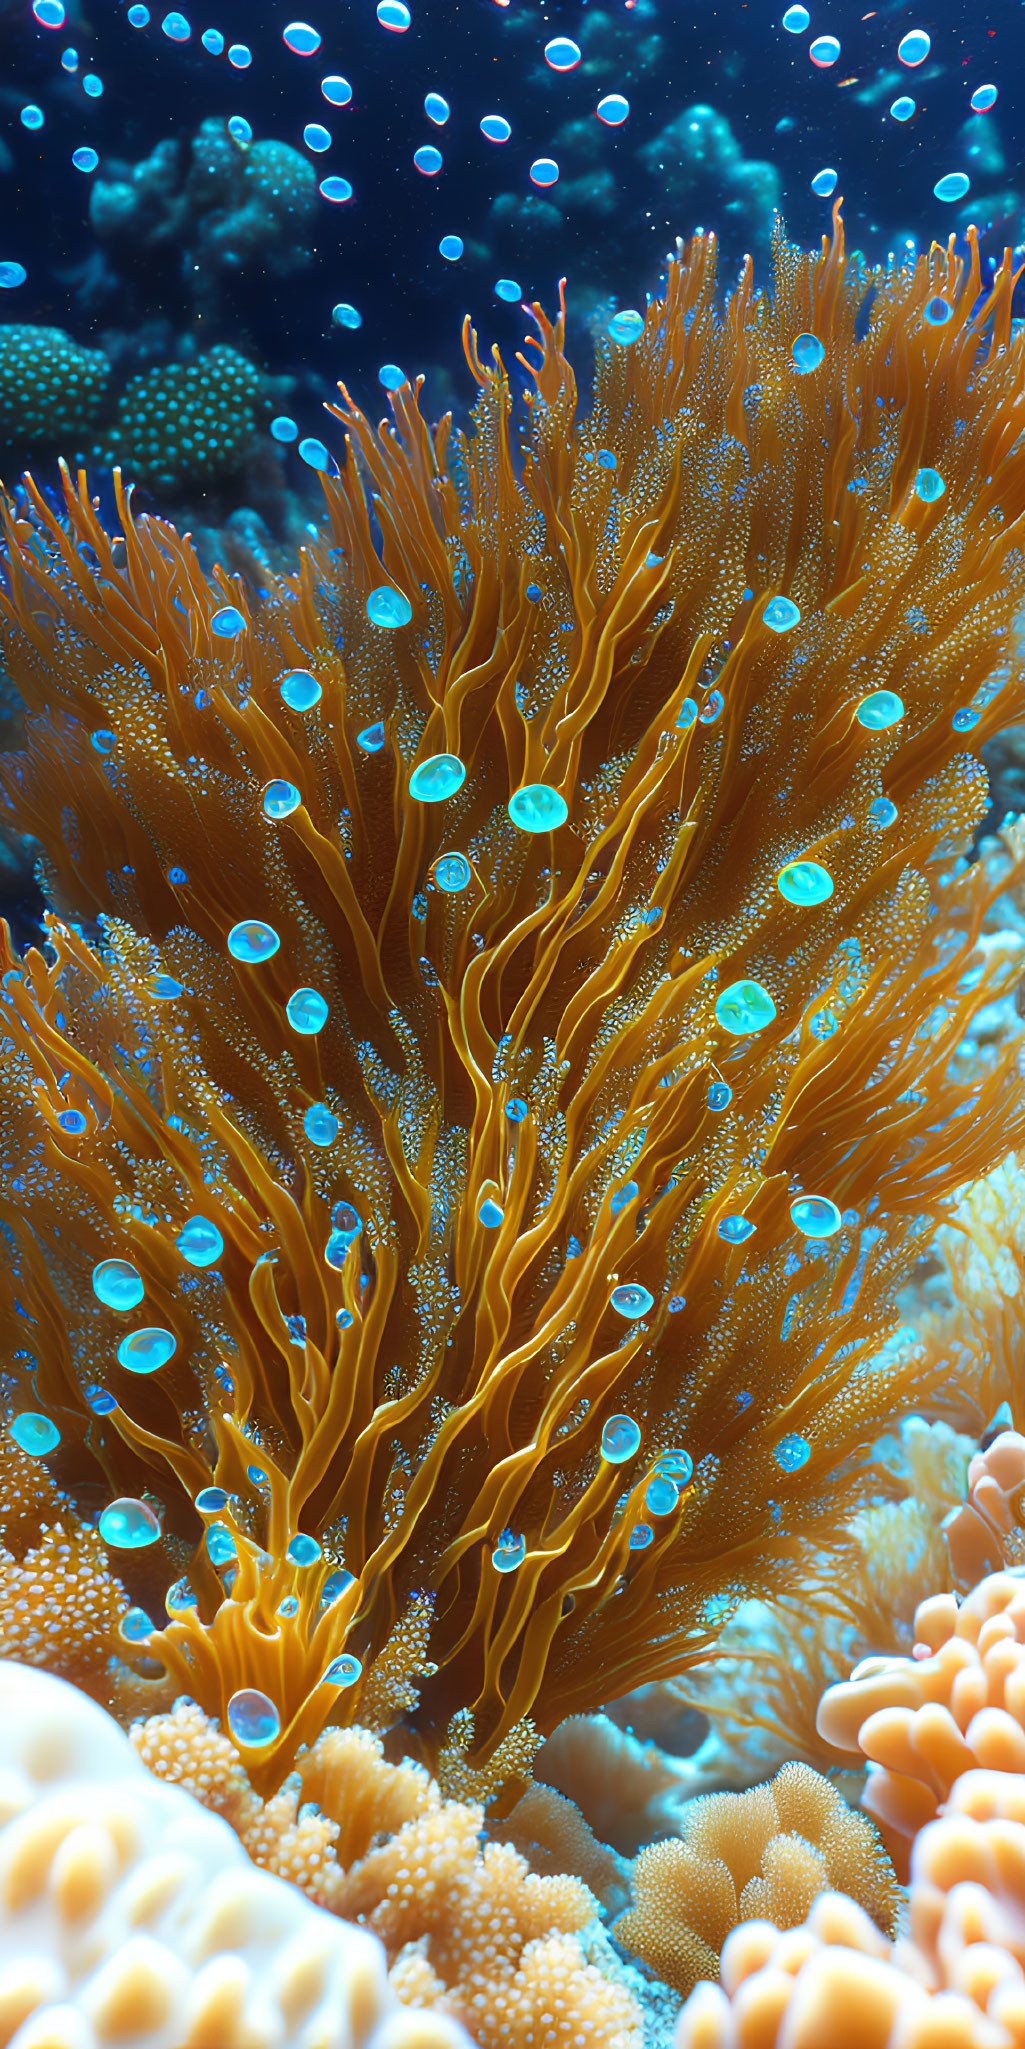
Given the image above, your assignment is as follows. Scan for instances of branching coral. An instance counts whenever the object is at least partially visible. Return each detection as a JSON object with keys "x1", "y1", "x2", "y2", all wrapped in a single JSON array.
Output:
[
  {"x1": 131, "y1": 1698, "x2": 642, "y2": 2048},
  {"x1": 2, "y1": 208, "x2": 1025, "y2": 1803},
  {"x1": 613, "y1": 1761, "x2": 899, "y2": 1996}
]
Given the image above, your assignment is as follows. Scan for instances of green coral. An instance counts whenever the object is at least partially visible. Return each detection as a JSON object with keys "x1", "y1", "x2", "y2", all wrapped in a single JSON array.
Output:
[
  {"x1": 93, "y1": 345, "x2": 273, "y2": 493},
  {"x1": 0, "y1": 325, "x2": 110, "y2": 456}
]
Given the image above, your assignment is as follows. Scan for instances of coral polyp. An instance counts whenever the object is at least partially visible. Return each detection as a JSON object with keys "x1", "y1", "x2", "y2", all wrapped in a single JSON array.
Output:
[{"x1": 2, "y1": 207, "x2": 1025, "y2": 1792}]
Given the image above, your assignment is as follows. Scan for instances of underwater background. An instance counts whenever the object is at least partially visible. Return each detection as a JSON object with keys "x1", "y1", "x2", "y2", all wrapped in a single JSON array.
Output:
[{"x1": 4, "y1": 4, "x2": 1025, "y2": 2048}]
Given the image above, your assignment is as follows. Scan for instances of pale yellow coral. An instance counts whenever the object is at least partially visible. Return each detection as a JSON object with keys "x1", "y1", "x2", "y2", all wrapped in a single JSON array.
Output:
[
  {"x1": 614, "y1": 1761, "x2": 899, "y2": 1996},
  {"x1": 943, "y1": 1428, "x2": 1025, "y2": 1586},
  {"x1": 132, "y1": 1697, "x2": 642, "y2": 2049},
  {"x1": 0, "y1": 1521, "x2": 130, "y2": 1701},
  {"x1": 907, "y1": 1151, "x2": 1025, "y2": 1439}
]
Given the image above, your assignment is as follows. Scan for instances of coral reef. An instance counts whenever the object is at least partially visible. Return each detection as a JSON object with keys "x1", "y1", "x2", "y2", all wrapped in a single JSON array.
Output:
[
  {"x1": 92, "y1": 346, "x2": 278, "y2": 495},
  {"x1": 0, "y1": 326, "x2": 110, "y2": 458},
  {"x1": 0, "y1": 1656, "x2": 470, "y2": 2049},
  {"x1": 130, "y1": 1697, "x2": 642, "y2": 2048},
  {"x1": 0, "y1": 211, "x2": 1025, "y2": 1814},
  {"x1": 614, "y1": 1762, "x2": 899, "y2": 1996}
]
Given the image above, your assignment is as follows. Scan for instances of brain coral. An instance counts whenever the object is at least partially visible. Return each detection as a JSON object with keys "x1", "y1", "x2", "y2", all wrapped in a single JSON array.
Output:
[
  {"x1": 0, "y1": 1657, "x2": 470, "y2": 2049},
  {"x1": 0, "y1": 325, "x2": 110, "y2": 454}
]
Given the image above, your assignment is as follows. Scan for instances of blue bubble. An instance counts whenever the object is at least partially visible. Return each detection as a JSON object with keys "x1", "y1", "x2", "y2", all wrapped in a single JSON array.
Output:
[
  {"x1": 11, "y1": 1413, "x2": 60, "y2": 1457},
  {"x1": 379, "y1": 362, "x2": 407, "y2": 390},
  {"x1": 331, "y1": 301, "x2": 361, "y2": 328},
  {"x1": 923, "y1": 296, "x2": 953, "y2": 325},
  {"x1": 495, "y1": 277, "x2": 521, "y2": 302},
  {"x1": 628, "y1": 1523, "x2": 653, "y2": 1550},
  {"x1": 610, "y1": 1283, "x2": 654, "y2": 1320},
  {"x1": 319, "y1": 175, "x2": 353, "y2": 203},
  {"x1": 409, "y1": 753, "x2": 466, "y2": 801},
  {"x1": 869, "y1": 796, "x2": 898, "y2": 827},
  {"x1": 99, "y1": 1497, "x2": 161, "y2": 1548},
  {"x1": 279, "y1": 667, "x2": 322, "y2": 710},
  {"x1": 971, "y1": 84, "x2": 997, "y2": 112},
  {"x1": 764, "y1": 595, "x2": 801, "y2": 633},
  {"x1": 321, "y1": 75, "x2": 352, "y2": 105},
  {"x1": 790, "y1": 1195, "x2": 842, "y2": 1238},
  {"x1": 715, "y1": 979, "x2": 777, "y2": 1034},
  {"x1": 809, "y1": 34, "x2": 840, "y2": 64},
  {"x1": 367, "y1": 586, "x2": 412, "y2": 628},
  {"x1": 596, "y1": 93, "x2": 629, "y2": 124},
  {"x1": 161, "y1": 12, "x2": 190, "y2": 39},
  {"x1": 120, "y1": 1607, "x2": 155, "y2": 1641},
  {"x1": 287, "y1": 1532, "x2": 322, "y2": 1566},
  {"x1": 530, "y1": 158, "x2": 559, "y2": 187},
  {"x1": 708, "y1": 1081, "x2": 732, "y2": 1110},
  {"x1": 176, "y1": 1216, "x2": 223, "y2": 1267},
  {"x1": 227, "y1": 42, "x2": 251, "y2": 67},
  {"x1": 439, "y1": 234, "x2": 464, "y2": 260},
  {"x1": 117, "y1": 1327, "x2": 177, "y2": 1374},
  {"x1": 304, "y1": 1103, "x2": 339, "y2": 1146},
  {"x1": 525, "y1": 582, "x2": 542, "y2": 601},
  {"x1": 718, "y1": 1214, "x2": 755, "y2": 1243},
  {"x1": 206, "y1": 1522, "x2": 237, "y2": 1565},
  {"x1": 508, "y1": 784, "x2": 568, "y2": 832},
  {"x1": 915, "y1": 467, "x2": 946, "y2": 503},
  {"x1": 0, "y1": 263, "x2": 26, "y2": 290},
  {"x1": 414, "y1": 145, "x2": 442, "y2": 175},
  {"x1": 357, "y1": 722, "x2": 386, "y2": 751},
  {"x1": 298, "y1": 437, "x2": 330, "y2": 470},
  {"x1": 227, "y1": 919, "x2": 280, "y2": 963},
  {"x1": 506, "y1": 1097, "x2": 528, "y2": 1123},
  {"x1": 85, "y1": 1385, "x2": 117, "y2": 1414},
  {"x1": 897, "y1": 27, "x2": 930, "y2": 65},
  {"x1": 227, "y1": 1688, "x2": 281, "y2": 1746},
  {"x1": 201, "y1": 27, "x2": 223, "y2": 51},
  {"x1": 304, "y1": 123, "x2": 332, "y2": 152},
  {"x1": 58, "y1": 1108, "x2": 87, "y2": 1134},
  {"x1": 283, "y1": 21, "x2": 321, "y2": 53},
  {"x1": 607, "y1": 309, "x2": 644, "y2": 345},
  {"x1": 72, "y1": 146, "x2": 99, "y2": 171},
  {"x1": 195, "y1": 1486, "x2": 229, "y2": 1513},
  {"x1": 810, "y1": 168, "x2": 837, "y2": 197},
  {"x1": 270, "y1": 415, "x2": 298, "y2": 443},
  {"x1": 20, "y1": 106, "x2": 44, "y2": 131},
  {"x1": 782, "y1": 4, "x2": 809, "y2": 26},
  {"x1": 93, "y1": 1258, "x2": 145, "y2": 1311},
  {"x1": 544, "y1": 36, "x2": 580, "y2": 69},
  {"x1": 32, "y1": 0, "x2": 65, "y2": 21},
  {"x1": 263, "y1": 778, "x2": 301, "y2": 818},
  {"x1": 323, "y1": 1652, "x2": 363, "y2": 1684},
  {"x1": 227, "y1": 116, "x2": 251, "y2": 144},
  {"x1": 434, "y1": 851, "x2": 471, "y2": 892},
  {"x1": 425, "y1": 92, "x2": 449, "y2": 123},
  {"x1": 856, "y1": 690, "x2": 904, "y2": 729},
  {"x1": 601, "y1": 1414, "x2": 641, "y2": 1463},
  {"x1": 210, "y1": 605, "x2": 246, "y2": 638},
  {"x1": 480, "y1": 114, "x2": 511, "y2": 142},
  {"x1": 127, "y1": 5, "x2": 149, "y2": 21},
  {"x1": 286, "y1": 987, "x2": 329, "y2": 1035},
  {"x1": 774, "y1": 1433, "x2": 811, "y2": 1472},
  {"x1": 934, "y1": 172, "x2": 970, "y2": 202},
  {"x1": 478, "y1": 1197, "x2": 504, "y2": 1227},
  {"x1": 492, "y1": 1529, "x2": 526, "y2": 1572},
  {"x1": 890, "y1": 96, "x2": 915, "y2": 121},
  {"x1": 645, "y1": 1476, "x2": 680, "y2": 1517},
  {"x1": 777, "y1": 859, "x2": 833, "y2": 905},
  {"x1": 377, "y1": 0, "x2": 411, "y2": 27}
]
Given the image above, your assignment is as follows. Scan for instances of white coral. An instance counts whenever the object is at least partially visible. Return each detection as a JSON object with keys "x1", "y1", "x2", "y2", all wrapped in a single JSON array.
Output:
[{"x1": 0, "y1": 1659, "x2": 472, "y2": 2049}]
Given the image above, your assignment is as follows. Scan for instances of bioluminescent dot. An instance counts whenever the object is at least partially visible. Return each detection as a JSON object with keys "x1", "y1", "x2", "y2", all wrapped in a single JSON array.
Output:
[
  {"x1": 764, "y1": 594, "x2": 801, "y2": 632},
  {"x1": 32, "y1": 0, "x2": 65, "y2": 21},
  {"x1": 20, "y1": 106, "x2": 44, "y2": 130},
  {"x1": 629, "y1": 1523, "x2": 654, "y2": 1550},
  {"x1": 366, "y1": 586, "x2": 412, "y2": 628},
  {"x1": 492, "y1": 1529, "x2": 526, "y2": 1572},
  {"x1": 195, "y1": 1486, "x2": 229, "y2": 1513},
  {"x1": 270, "y1": 417, "x2": 297, "y2": 446},
  {"x1": 530, "y1": 157, "x2": 559, "y2": 186},
  {"x1": 544, "y1": 35, "x2": 581, "y2": 68},
  {"x1": 206, "y1": 1523, "x2": 236, "y2": 1565},
  {"x1": 298, "y1": 436, "x2": 330, "y2": 469},
  {"x1": 319, "y1": 176, "x2": 353, "y2": 202},
  {"x1": 952, "y1": 707, "x2": 980, "y2": 732},
  {"x1": 58, "y1": 1109, "x2": 87, "y2": 1134},
  {"x1": 414, "y1": 144, "x2": 442, "y2": 174},
  {"x1": 478, "y1": 1197, "x2": 504, "y2": 1227},
  {"x1": 508, "y1": 784, "x2": 568, "y2": 832},
  {"x1": 480, "y1": 114, "x2": 511, "y2": 141},
  {"x1": 117, "y1": 1326, "x2": 176, "y2": 1374},
  {"x1": 323, "y1": 1653, "x2": 363, "y2": 1685},
  {"x1": 774, "y1": 1433, "x2": 811, "y2": 1472},
  {"x1": 718, "y1": 1214, "x2": 755, "y2": 1243},
  {"x1": 287, "y1": 1533, "x2": 323, "y2": 1566},
  {"x1": 715, "y1": 979, "x2": 777, "y2": 1034},
  {"x1": 120, "y1": 1607, "x2": 155, "y2": 1641},
  {"x1": 809, "y1": 34, "x2": 839, "y2": 64},
  {"x1": 409, "y1": 753, "x2": 466, "y2": 801},
  {"x1": 434, "y1": 851, "x2": 471, "y2": 892},
  {"x1": 10, "y1": 1413, "x2": 60, "y2": 1457},
  {"x1": 890, "y1": 96, "x2": 915, "y2": 120},
  {"x1": 607, "y1": 308, "x2": 644, "y2": 345},
  {"x1": 227, "y1": 920, "x2": 280, "y2": 963},
  {"x1": 279, "y1": 667, "x2": 322, "y2": 709},
  {"x1": 790, "y1": 1195, "x2": 843, "y2": 1237},
  {"x1": 856, "y1": 690, "x2": 904, "y2": 729},
  {"x1": 645, "y1": 1476, "x2": 680, "y2": 1517},
  {"x1": 601, "y1": 1414, "x2": 642, "y2": 1463},
  {"x1": 176, "y1": 1217, "x2": 223, "y2": 1267},
  {"x1": 262, "y1": 778, "x2": 301, "y2": 818},
  {"x1": 782, "y1": 4, "x2": 809, "y2": 27},
  {"x1": 210, "y1": 605, "x2": 246, "y2": 638},
  {"x1": 708, "y1": 1080, "x2": 733, "y2": 1110},
  {"x1": 92, "y1": 1258, "x2": 144, "y2": 1311},
  {"x1": 357, "y1": 722, "x2": 385, "y2": 751},
  {"x1": 970, "y1": 84, "x2": 997, "y2": 111},
  {"x1": 897, "y1": 27, "x2": 930, "y2": 64},
  {"x1": 869, "y1": 796, "x2": 899, "y2": 827},
  {"x1": 377, "y1": 0, "x2": 410, "y2": 28},
  {"x1": 378, "y1": 363, "x2": 407, "y2": 391},
  {"x1": 321, "y1": 75, "x2": 352, "y2": 105},
  {"x1": 915, "y1": 467, "x2": 946, "y2": 502},
  {"x1": 923, "y1": 296, "x2": 953, "y2": 325},
  {"x1": 286, "y1": 987, "x2": 329, "y2": 1035},
  {"x1": 425, "y1": 91, "x2": 450, "y2": 123},
  {"x1": 777, "y1": 859, "x2": 834, "y2": 905},
  {"x1": 439, "y1": 234, "x2": 464, "y2": 260},
  {"x1": 127, "y1": 6, "x2": 149, "y2": 22},
  {"x1": 161, "y1": 12, "x2": 190, "y2": 38},
  {"x1": 227, "y1": 40, "x2": 250, "y2": 63},
  {"x1": 596, "y1": 93, "x2": 629, "y2": 124},
  {"x1": 303, "y1": 123, "x2": 332, "y2": 152},
  {"x1": 168, "y1": 865, "x2": 188, "y2": 884},
  {"x1": 0, "y1": 263, "x2": 27, "y2": 289},
  {"x1": 610, "y1": 1283, "x2": 654, "y2": 1320},
  {"x1": 934, "y1": 172, "x2": 969, "y2": 203},
  {"x1": 495, "y1": 277, "x2": 521, "y2": 301},
  {"x1": 99, "y1": 1497, "x2": 162, "y2": 1548},
  {"x1": 304, "y1": 1103, "x2": 338, "y2": 1146},
  {"x1": 810, "y1": 168, "x2": 837, "y2": 197},
  {"x1": 332, "y1": 300, "x2": 361, "y2": 327},
  {"x1": 791, "y1": 332, "x2": 825, "y2": 372},
  {"x1": 201, "y1": 26, "x2": 223, "y2": 50},
  {"x1": 227, "y1": 1688, "x2": 281, "y2": 1746},
  {"x1": 283, "y1": 20, "x2": 321, "y2": 53}
]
